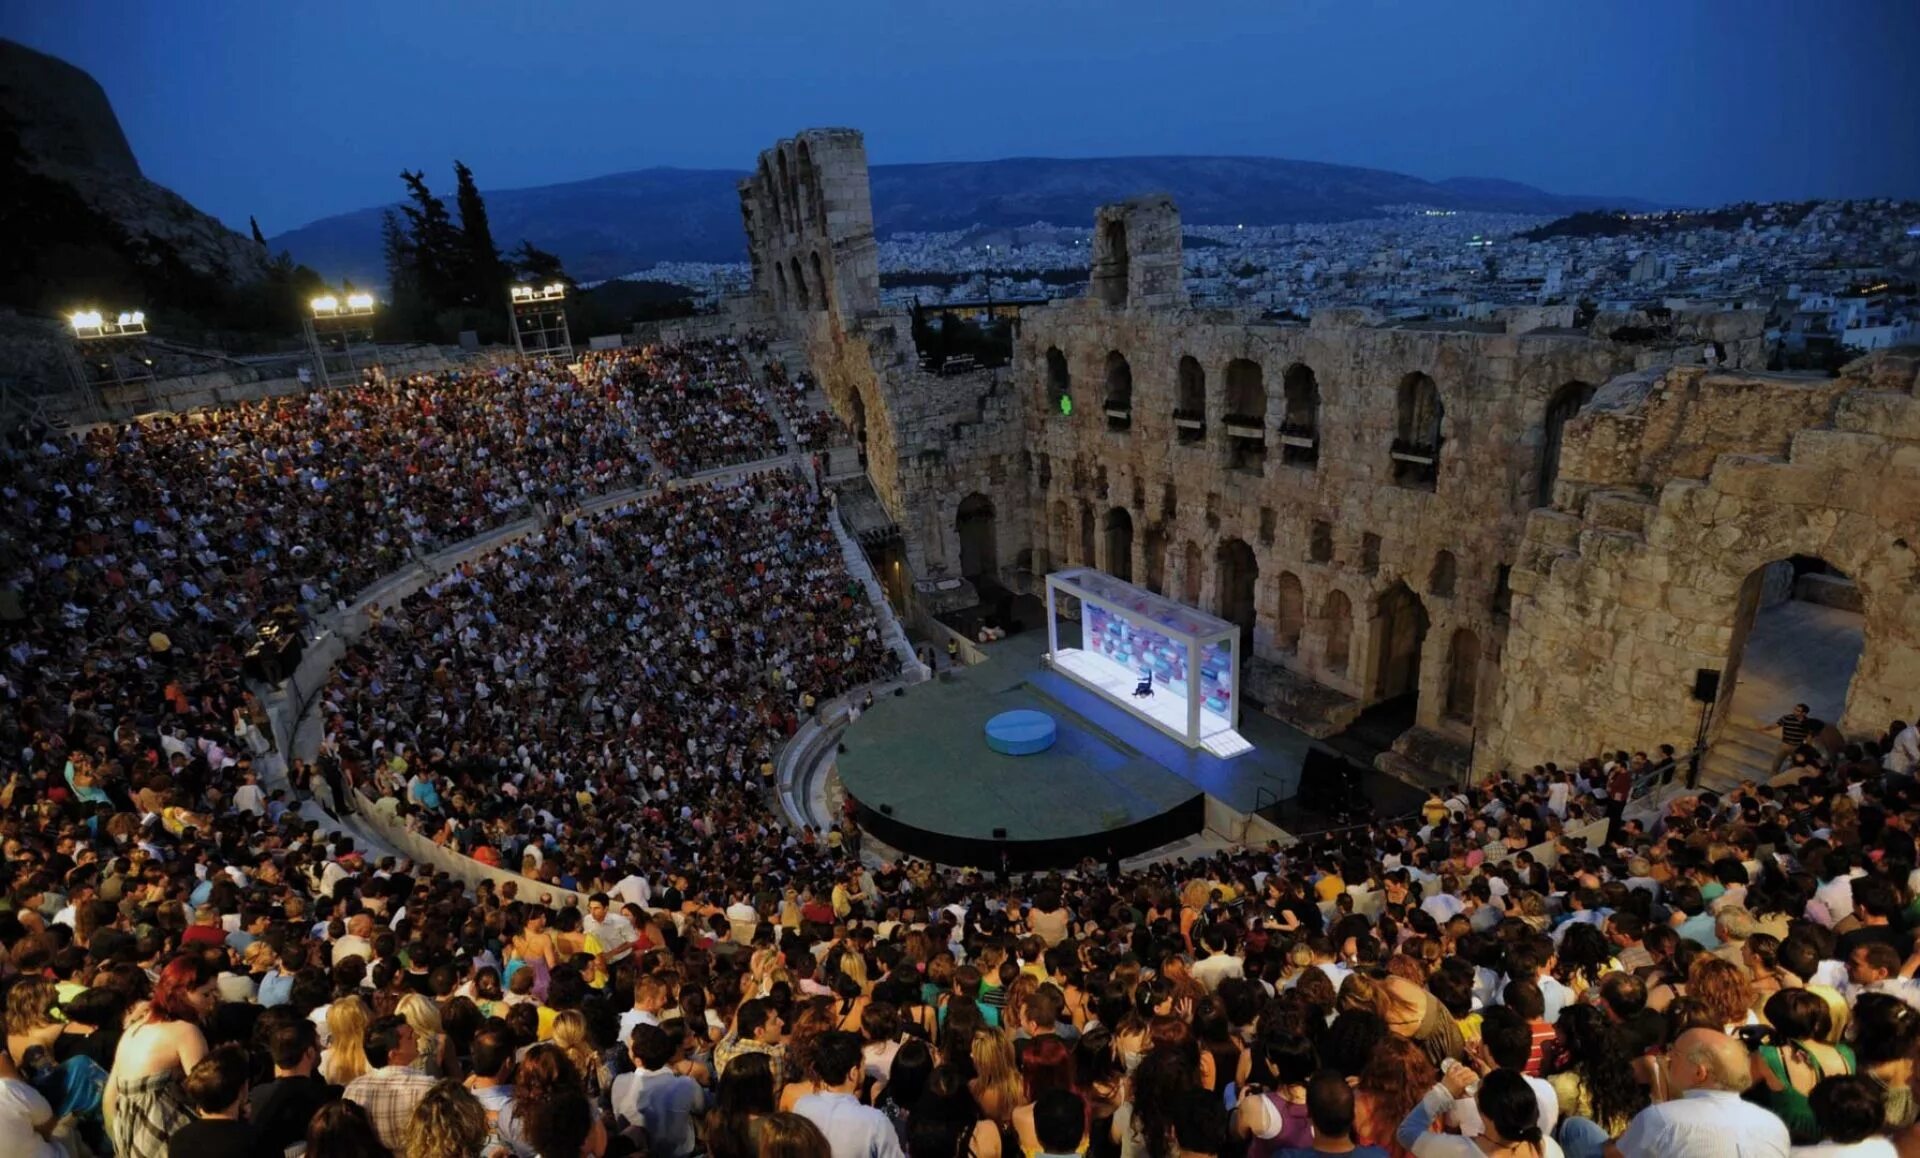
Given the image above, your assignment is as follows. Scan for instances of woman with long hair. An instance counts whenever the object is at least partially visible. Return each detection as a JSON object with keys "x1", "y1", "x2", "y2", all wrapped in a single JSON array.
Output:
[
  {"x1": 779, "y1": 999, "x2": 837, "y2": 1111},
  {"x1": 512, "y1": 1043, "x2": 610, "y2": 1156},
  {"x1": 1352, "y1": 1035, "x2": 1438, "y2": 1157},
  {"x1": 970, "y1": 1028, "x2": 1026, "y2": 1126},
  {"x1": 708, "y1": 1050, "x2": 778, "y2": 1158},
  {"x1": 1113, "y1": 1044, "x2": 1202, "y2": 1158},
  {"x1": 396, "y1": 992, "x2": 452, "y2": 1079},
  {"x1": 1074, "y1": 1028, "x2": 1125, "y2": 1158},
  {"x1": 322, "y1": 997, "x2": 373, "y2": 1085},
  {"x1": 472, "y1": 967, "x2": 508, "y2": 1019},
  {"x1": 507, "y1": 907, "x2": 561, "y2": 1002},
  {"x1": 910, "y1": 1064, "x2": 1002, "y2": 1158},
  {"x1": 1233, "y1": 1027, "x2": 1316, "y2": 1155},
  {"x1": 1544, "y1": 1004, "x2": 1647, "y2": 1137},
  {"x1": 1750, "y1": 988, "x2": 1856, "y2": 1144},
  {"x1": 1011, "y1": 1034, "x2": 1076, "y2": 1154},
  {"x1": 403, "y1": 1079, "x2": 487, "y2": 1158},
  {"x1": 550, "y1": 1009, "x2": 608, "y2": 1102},
  {"x1": 875, "y1": 1040, "x2": 934, "y2": 1145},
  {"x1": 4, "y1": 977, "x2": 66, "y2": 1063},
  {"x1": 104, "y1": 954, "x2": 216, "y2": 1158}
]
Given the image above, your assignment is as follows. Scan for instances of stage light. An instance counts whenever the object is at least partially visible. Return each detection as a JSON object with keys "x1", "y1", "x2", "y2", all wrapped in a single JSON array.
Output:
[
  {"x1": 345, "y1": 292, "x2": 374, "y2": 311},
  {"x1": 311, "y1": 295, "x2": 339, "y2": 315},
  {"x1": 70, "y1": 310, "x2": 104, "y2": 332}
]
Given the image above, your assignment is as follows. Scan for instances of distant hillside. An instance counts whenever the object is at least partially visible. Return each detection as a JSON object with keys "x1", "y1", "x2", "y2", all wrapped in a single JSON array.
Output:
[
  {"x1": 272, "y1": 155, "x2": 1658, "y2": 285},
  {"x1": 1521, "y1": 200, "x2": 1822, "y2": 241}
]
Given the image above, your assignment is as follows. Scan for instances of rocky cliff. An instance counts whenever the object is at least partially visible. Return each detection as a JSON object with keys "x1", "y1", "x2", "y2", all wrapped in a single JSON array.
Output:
[{"x1": 0, "y1": 38, "x2": 271, "y2": 289}]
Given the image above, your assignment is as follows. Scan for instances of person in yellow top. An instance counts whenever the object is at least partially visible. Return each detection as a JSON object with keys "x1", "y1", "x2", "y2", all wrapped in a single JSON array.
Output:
[
  {"x1": 1423, "y1": 791, "x2": 1451, "y2": 829},
  {"x1": 1313, "y1": 869, "x2": 1346, "y2": 903}
]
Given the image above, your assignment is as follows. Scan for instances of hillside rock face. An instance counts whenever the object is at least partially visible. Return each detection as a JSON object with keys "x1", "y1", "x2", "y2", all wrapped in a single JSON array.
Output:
[{"x1": 0, "y1": 38, "x2": 270, "y2": 284}]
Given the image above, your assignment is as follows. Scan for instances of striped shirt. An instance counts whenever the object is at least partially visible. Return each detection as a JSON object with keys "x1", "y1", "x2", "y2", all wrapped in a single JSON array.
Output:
[{"x1": 1778, "y1": 713, "x2": 1814, "y2": 745}]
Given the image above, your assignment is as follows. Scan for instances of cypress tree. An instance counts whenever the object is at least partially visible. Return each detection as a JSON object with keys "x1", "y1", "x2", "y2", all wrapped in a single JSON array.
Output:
[{"x1": 452, "y1": 160, "x2": 502, "y2": 306}]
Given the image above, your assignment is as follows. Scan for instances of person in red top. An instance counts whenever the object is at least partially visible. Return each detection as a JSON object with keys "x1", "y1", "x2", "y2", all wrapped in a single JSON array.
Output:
[
  {"x1": 1605, "y1": 759, "x2": 1633, "y2": 843},
  {"x1": 180, "y1": 904, "x2": 228, "y2": 948},
  {"x1": 1501, "y1": 980, "x2": 1554, "y2": 1076}
]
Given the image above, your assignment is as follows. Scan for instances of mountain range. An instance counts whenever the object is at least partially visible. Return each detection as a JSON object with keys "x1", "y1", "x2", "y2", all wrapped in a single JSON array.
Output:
[{"x1": 271, "y1": 156, "x2": 1659, "y2": 285}]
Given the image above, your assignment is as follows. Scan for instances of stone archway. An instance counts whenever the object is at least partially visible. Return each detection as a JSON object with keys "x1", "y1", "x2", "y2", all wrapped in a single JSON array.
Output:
[
  {"x1": 957, "y1": 493, "x2": 997, "y2": 581},
  {"x1": 1373, "y1": 581, "x2": 1430, "y2": 703},
  {"x1": 1104, "y1": 508, "x2": 1134, "y2": 582},
  {"x1": 1323, "y1": 590, "x2": 1353, "y2": 677},
  {"x1": 1709, "y1": 557, "x2": 1865, "y2": 779},
  {"x1": 1079, "y1": 503, "x2": 1096, "y2": 569},
  {"x1": 1217, "y1": 538, "x2": 1258, "y2": 656},
  {"x1": 1274, "y1": 571, "x2": 1304, "y2": 653},
  {"x1": 1538, "y1": 380, "x2": 1595, "y2": 507},
  {"x1": 1046, "y1": 347, "x2": 1071, "y2": 414}
]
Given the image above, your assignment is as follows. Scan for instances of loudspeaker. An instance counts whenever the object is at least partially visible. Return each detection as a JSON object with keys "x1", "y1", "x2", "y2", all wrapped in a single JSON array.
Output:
[
  {"x1": 1692, "y1": 669, "x2": 1721, "y2": 704},
  {"x1": 992, "y1": 828, "x2": 1007, "y2": 839}
]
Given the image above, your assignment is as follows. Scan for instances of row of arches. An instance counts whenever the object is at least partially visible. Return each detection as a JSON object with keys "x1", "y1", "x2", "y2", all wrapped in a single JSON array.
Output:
[
  {"x1": 1044, "y1": 344, "x2": 1597, "y2": 503},
  {"x1": 757, "y1": 140, "x2": 823, "y2": 240},
  {"x1": 1030, "y1": 500, "x2": 1490, "y2": 725},
  {"x1": 772, "y1": 250, "x2": 830, "y2": 314}
]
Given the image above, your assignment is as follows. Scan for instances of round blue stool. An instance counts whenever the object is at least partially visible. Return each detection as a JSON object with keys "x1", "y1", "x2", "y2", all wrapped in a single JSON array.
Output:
[{"x1": 984, "y1": 710, "x2": 1058, "y2": 755}]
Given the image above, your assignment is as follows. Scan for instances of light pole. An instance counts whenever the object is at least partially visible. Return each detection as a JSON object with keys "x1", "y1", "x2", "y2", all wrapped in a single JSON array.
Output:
[
  {"x1": 302, "y1": 291, "x2": 376, "y2": 389},
  {"x1": 65, "y1": 308, "x2": 158, "y2": 419},
  {"x1": 507, "y1": 282, "x2": 573, "y2": 363}
]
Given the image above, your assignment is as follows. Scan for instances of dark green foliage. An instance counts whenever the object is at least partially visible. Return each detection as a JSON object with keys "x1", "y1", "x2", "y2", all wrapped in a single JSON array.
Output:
[{"x1": 250, "y1": 216, "x2": 267, "y2": 246}]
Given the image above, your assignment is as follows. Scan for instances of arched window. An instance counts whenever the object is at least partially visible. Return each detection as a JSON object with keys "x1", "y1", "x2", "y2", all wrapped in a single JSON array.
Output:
[
  {"x1": 790, "y1": 257, "x2": 810, "y2": 311},
  {"x1": 1391, "y1": 372, "x2": 1444, "y2": 490},
  {"x1": 1446, "y1": 628, "x2": 1481, "y2": 721},
  {"x1": 1079, "y1": 504, "x2": 1096, "y2": 569},
  {"x1": 1182, "y1": 541, "x2": 1203, "y2": 606},
  {"x1": 1309, "y1": 520, "x2": 1333, "y2": 565},
  {"x1": 773, "y1": 262, "x2": 789, "y2": 310},
  {"x1": 1323, "y1": 590, "x2": 1353, "y2": 676},
  {"x1": 1104, "y1": 508, "x2": 1134, "y2": 582},
  {"x1": 795, "y1": 140, "x2": 818, "y2": 227},
  {"x1": 1281, "y1": 363, "x2": 1320, "y2": 468},
  {"x1": 1046, "y1": 347, "x2": 1071, "y2": 415},
  {"x1": 1224, "y1": 358, "x2": 1266, "y2": 472},
  {"x1": 1274, "y1": 572, "x2": 1304, "y2": 653},
  {"x1": 810, "y1": 251, "x2": 829, "y2": 313},
  {"x1": 1216, "y1": 539, "x2": 1258, "y2": 645},
  {"x1": 1174, "y1": 356, "x2": 1206, "y2": 443},
  {"x1": 1103, "y1": 352, "x2": 1132, "y2": 432},
  {"x1": 776, "y1": 151, "x2": 793, "y2": 231},
  {"x1": 956, "y1": 494, "x2": 996, "y2": 580},
  {"x1": 1537, "y1": 380, "x2": 1596, "y2": 507},
  {"x1": 1143, "y1": 525, "x2": 1168, "y2": 594},
  {"x1": 1429, "y1": 550, "x2": 1457, "y2": 598},
  {"x1": 1095, "y1": 219, "x2": 1130, "y2": 306}
]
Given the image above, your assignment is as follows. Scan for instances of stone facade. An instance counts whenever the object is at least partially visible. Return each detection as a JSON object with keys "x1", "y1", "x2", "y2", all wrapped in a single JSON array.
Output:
[{"x1": 743, "y1": 127, "x2": 1917, "y2": 780}]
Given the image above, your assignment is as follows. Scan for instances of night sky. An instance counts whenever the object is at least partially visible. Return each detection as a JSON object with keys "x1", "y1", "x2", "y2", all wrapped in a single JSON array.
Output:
[{"x1": 5, "y1": 0, "x2": 1917, "y2": 235}]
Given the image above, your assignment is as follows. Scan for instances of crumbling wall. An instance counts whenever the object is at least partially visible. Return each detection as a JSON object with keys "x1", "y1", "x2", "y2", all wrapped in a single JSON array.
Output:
[{"x1": 1488, "y1": 352, "x2": 1920, "y2": 772}]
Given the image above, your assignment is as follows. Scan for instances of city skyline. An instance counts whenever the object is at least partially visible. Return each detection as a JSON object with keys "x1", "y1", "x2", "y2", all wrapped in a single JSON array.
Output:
[{"x1": 4, "y1": 0, "x2": 1918, "y2": 235}]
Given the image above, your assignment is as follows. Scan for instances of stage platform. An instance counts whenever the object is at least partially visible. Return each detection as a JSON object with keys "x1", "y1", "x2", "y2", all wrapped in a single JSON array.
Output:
[{"x1": 836, "y1": 627, "x2": 1318, "y2": 869}]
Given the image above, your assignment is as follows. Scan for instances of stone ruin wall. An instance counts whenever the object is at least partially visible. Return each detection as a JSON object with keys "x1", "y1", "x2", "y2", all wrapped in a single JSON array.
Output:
[
  {"x1": 738, "y1": 127, "x2": 1919, "y2": 779},
  {"x1": 1490, "y1": 353, "x2": 1920, "y2": 773}
]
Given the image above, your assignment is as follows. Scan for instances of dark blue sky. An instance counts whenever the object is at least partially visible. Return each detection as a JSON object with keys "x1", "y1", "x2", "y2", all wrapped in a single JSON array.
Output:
[{"x1": 7, "y1": 0, "x2": 1918, "y2": 234}]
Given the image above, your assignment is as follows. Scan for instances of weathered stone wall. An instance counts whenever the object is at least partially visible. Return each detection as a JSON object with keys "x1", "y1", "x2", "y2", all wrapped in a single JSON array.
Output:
[
  {"x1": 1488, "y1": 352, "x2": 1920, "y2": 772},
  {"x1": 739, "y1": 127, "x2": 1911, "y2": 781},
  {"x1": 737, "y1": 129, "x2": 879, "y2": 324}
]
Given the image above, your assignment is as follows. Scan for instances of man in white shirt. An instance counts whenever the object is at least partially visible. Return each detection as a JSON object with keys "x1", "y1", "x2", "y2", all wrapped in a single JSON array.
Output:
[
  {"x1": 794, "y1": 1031, "x2": 904, "y2": 1158},
  {"x1": 725, "y1": 891, "x2": 761, "y2": 946},
  {"x1": 585, "y1": 893, "x2": 638, "y2": 967},
  {"x1": 1190, "y1": 926, "x2": 1245, "y2": 993},
  {"x1": 232, "y1": 768, "x2": 267, "y2": 815},
  {"x1": 611, "y1": 868, "x2": 653, "y2": 909},
  {"x1": 331, "y1": 913, "x2": 374, "y2": 966},
  {"x1": 611, "y1": 1024, "x2": 706, "y2": 1158},
  {"x1": 618, "y1": 974, "x2": 670, "y2": 1045},
  {"x1": 1610, "y1": 1028, "x2": 1789, "y2": 1157}
]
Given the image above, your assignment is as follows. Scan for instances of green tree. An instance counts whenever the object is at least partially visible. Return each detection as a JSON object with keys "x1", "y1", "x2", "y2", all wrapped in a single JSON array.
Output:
[
  {"x1": 453, "y1": 160, "x2": 503, "y2": 306},
  {"x1": 508, "y1": 239, "x2": 570, "y2": 287},
  {"x1": 249, "y1": 216, "x2": 267, "y2": 246},
  {"x1": 398, "y1": 169, "x2": 461, "y2": 309}
]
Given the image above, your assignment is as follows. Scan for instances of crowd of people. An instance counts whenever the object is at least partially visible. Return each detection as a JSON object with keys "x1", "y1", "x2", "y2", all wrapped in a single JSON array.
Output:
[
  {"x1": 320, "y1": 467, "x2": 901, "y2": 889},
  {"x1": 5, "y1": 332, "x2": 1920, "y2": 1158},
  {"x1": 759, "y1": 362, "x2": 842, "y2": 454},
  {"x1": 577, "y1": 347, "x2": 782, "y2": 477}
]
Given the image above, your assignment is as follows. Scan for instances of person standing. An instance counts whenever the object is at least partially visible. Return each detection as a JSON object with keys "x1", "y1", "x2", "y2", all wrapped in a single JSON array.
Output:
[{"x1": 1766, "y1": 704, "x2": 1815, "y2": 775}]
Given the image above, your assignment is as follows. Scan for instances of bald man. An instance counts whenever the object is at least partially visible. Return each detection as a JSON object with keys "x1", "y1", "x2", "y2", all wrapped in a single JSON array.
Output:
[{"x1": 1606, "y1": 1028, "x2": 1788, "y2": 1157}]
